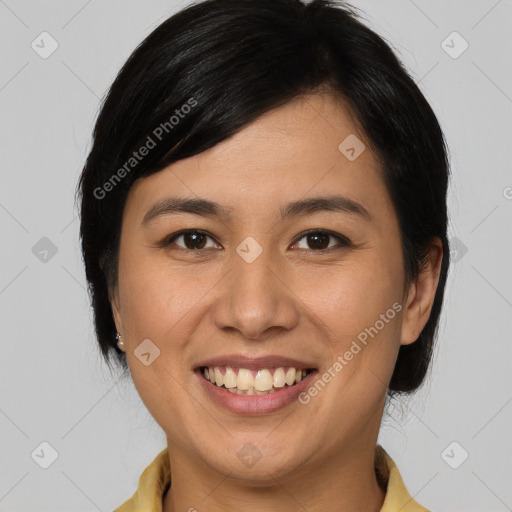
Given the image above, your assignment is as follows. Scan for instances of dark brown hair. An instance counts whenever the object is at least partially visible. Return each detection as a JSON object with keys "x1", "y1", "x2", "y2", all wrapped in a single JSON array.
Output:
[{"x1": 76, "y1": 0, "x2": 450, "y2": 396}]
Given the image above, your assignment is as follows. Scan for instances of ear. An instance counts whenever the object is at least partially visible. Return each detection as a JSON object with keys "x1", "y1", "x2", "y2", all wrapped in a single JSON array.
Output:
[
  {"x1": 400, "y1": 238, "x2": 444, "y2": 346},
  {"x1": 110, "y1": 285, "x2": 124, "y2": 343}
]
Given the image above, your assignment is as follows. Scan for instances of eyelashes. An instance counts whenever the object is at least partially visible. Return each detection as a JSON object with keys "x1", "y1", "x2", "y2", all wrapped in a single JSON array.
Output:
[
  {"x1": 292, "y1": 229, "x2": 353, "y2": 251},
  {"x1": 163, "y1": 230, "x2": 219, "y2": 251},
  {"x1": 159, "y1": 229, "x2": 353, "y2": 253}
]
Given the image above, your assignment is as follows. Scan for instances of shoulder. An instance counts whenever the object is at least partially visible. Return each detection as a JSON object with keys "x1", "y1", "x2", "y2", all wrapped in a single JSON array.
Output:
[
  {"x1": 377, "y1": 445, "x2": 431, "y2": 512},
  {"x1": 113, "y1": 448, "x2": 171, "y2": 512}
]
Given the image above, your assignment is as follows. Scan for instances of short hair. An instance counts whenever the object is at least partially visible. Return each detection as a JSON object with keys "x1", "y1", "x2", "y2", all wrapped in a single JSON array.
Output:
[{"x1": 76, "y1": 0, "x2": 450, "y2": 396}]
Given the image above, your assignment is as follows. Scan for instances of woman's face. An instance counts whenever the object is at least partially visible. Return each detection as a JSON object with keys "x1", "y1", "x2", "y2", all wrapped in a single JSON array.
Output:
[{"x1": 111, "y1": 93, "x2": 432, "y2": 481}]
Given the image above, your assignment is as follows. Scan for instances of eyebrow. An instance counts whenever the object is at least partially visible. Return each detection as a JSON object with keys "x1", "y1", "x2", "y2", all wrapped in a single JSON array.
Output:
[{"x1": 142, "y1": 195, "x2": 371, "y2": 225}]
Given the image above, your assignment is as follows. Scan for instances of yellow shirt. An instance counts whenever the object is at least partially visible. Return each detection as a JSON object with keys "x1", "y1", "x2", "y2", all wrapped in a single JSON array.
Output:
[{"x1": 114, "y1": 445, "x2": 429, "y2": 511}]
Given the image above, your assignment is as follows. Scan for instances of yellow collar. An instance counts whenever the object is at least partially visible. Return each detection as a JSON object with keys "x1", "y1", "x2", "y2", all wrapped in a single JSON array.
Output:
[{"x1": 115, "y1": 445, "x2": 429, "y2": 511}]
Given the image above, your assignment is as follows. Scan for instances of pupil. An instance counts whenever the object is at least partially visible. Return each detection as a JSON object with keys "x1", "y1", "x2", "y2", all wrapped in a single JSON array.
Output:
[
  {"x1": 309, "y1": 233, "x2": 328, "y2": 250},
  {"x1": 186, "y1": 232, "x2": 206, "y2": 249}
]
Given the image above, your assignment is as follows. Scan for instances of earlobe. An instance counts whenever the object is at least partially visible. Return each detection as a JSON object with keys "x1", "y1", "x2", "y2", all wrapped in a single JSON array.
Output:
[{"x1": 400, "y1": 239, "x2": 443, "y2": 346}]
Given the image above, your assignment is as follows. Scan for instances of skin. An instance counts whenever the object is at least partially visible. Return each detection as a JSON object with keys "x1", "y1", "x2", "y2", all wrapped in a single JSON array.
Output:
[{"x1": 111, "y1": 92, "x2": 443, "y2": 512}]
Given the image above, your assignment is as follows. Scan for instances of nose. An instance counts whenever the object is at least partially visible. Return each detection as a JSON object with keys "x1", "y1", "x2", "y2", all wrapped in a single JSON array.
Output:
[{"x1": 212, "y1": 245, "x2": 300, "y2": 341}]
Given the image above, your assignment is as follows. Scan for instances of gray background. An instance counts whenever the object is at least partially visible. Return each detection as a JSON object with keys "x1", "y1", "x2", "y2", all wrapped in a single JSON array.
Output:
[{"x1": 1, "y1": 0, "x2": 511, "y2": 510}]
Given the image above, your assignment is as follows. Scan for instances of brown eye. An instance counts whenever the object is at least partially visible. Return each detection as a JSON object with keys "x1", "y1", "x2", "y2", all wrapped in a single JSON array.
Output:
[
  {"x1": 293, "y1": 230, "x2": 352, "y2": 251},
  {"x1": 162, "y1": 229, "x2": 351, "y2": 253},
  {"x1": 166, "y1": 230, "x2": 219, "y2": 250}
]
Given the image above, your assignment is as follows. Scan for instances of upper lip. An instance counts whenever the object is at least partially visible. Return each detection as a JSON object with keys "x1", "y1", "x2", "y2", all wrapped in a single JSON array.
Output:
[{"x1": 195, "y1": 354, "x2": 316, "y2": 370}]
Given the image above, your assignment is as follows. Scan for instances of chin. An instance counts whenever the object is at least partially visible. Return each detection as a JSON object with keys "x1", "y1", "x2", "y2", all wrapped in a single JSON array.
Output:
[{"x1": 212, "y1": 443, "x2": 309, "y2": 483}]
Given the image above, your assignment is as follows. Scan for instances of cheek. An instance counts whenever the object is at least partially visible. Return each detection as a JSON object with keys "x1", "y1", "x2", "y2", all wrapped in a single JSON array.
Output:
[
  {"x1": 117, "y1": 254, "x2": 208, "y2": 434},
  {"x1": 303, "y1": 251, "x2": 404, "y2": 399},
  {"x1": 118, "y1": 251, "x2": 214, "y2": 342},
  {"x1": 308, "y1": 256, "x2": 401, "y2": 338}
]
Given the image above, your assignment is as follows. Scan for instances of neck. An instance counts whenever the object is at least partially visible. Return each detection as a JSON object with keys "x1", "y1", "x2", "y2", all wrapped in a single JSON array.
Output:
[{"x1": 162, "y1": 433, "x2": 386, "y2": 512}]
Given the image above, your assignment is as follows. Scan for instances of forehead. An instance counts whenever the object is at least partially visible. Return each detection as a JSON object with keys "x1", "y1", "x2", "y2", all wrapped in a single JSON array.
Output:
[{"x1": 125, "y1": 93, "x2": 394, "y2": 227}]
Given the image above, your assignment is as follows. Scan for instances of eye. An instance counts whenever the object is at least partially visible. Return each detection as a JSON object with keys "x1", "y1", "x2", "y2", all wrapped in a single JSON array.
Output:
[
  {"x1": 163, "y1": 230, "x2": 220, "y2": 251},
  {"x1": 160, "y1": 229, "x2": 352, "y2": 253},
  {"x1": 291, "y1": 230, "x2": 352, "y2": 252}
]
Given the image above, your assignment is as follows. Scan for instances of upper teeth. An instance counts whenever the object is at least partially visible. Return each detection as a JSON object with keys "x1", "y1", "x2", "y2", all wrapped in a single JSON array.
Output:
[{"x1": 202, "y1": 366, "x2": 309, "y2": 394}]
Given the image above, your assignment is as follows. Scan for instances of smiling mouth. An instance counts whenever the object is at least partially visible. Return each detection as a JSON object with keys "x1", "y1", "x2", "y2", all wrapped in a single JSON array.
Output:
[{"x1": 199, "y1": 366, "x2": 314, "y2": 395}]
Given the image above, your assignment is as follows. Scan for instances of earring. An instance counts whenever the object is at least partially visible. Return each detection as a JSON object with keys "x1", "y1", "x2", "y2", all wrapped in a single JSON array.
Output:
[{"x1": 116, "y1": 332, "x2": 125, "y2": 349}]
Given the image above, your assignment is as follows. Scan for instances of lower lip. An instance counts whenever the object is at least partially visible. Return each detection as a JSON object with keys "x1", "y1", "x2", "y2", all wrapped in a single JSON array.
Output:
[{"x1": 195, "y1": 369, "x2": 318, "y2": 415}]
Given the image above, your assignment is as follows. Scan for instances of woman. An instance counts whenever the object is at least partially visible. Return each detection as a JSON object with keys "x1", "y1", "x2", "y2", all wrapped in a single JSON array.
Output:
[{"x1": 77, "y1": 0, "x2": 450, "y2": 510}]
